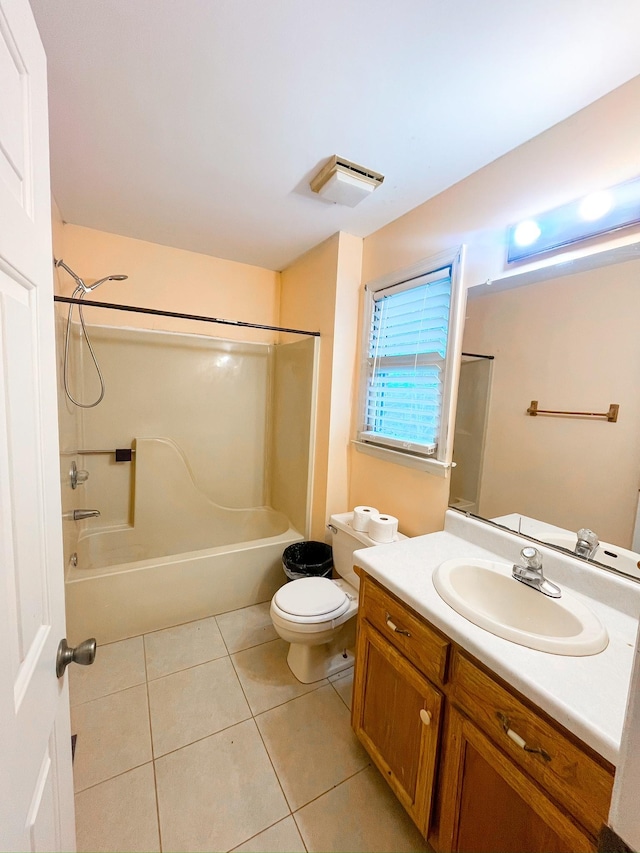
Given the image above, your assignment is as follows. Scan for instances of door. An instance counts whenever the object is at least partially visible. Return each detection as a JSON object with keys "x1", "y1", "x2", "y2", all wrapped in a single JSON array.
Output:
[
  {"x1": 352, "y1": 619, "x2": 443, "y2": 837},
  {"x1": 0, "y1": 0, "x2": 75, "y2": 849},
  {"x1": 438, "y1": 707, "x2": 594, "y2": 853}
]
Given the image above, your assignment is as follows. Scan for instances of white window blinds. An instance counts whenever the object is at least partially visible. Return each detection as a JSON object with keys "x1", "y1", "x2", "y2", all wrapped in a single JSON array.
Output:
[{"x1": 359, "y1": 266, "x2": 452, "y2": 457}]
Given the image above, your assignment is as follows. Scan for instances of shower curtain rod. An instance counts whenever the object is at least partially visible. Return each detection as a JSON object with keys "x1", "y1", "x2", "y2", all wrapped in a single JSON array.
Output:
[{"x1": 53, "y1": 295, "x2": 320, "y2": 338}]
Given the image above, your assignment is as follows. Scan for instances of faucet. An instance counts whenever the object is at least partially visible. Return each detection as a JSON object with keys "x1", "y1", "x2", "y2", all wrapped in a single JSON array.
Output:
[
  {"x1": 512, "y1": 547, "x2": 561, "y2": 598},
  {"x1": 72, "y1": 509, "x2": 101, "y2": 521},
  {"x1": 574, "y1": 528, "x2": 599, "y2": 560}
]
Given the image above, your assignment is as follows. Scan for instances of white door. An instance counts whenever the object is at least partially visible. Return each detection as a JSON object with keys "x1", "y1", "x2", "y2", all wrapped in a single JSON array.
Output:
[{"x1": 0, "y1": 0, "x2": 76, "y2": 849}]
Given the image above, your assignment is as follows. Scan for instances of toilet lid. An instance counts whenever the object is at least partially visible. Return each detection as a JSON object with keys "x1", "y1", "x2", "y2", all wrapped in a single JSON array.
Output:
[{"x1": 274, "y1": 577, "x2": 350, "y2": 619}]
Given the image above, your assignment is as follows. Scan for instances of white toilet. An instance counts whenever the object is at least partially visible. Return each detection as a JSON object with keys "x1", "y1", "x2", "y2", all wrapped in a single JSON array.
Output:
[{"x1": 270, "y1": 511, "x2": 406, "y2": 683}]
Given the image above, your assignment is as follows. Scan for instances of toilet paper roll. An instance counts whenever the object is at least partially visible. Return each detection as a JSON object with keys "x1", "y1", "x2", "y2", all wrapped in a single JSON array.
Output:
[
  {"x1": 368, "y1": 514, "x2": 399, "y2": 543},
  {"x1": 352, "y1": 506, "x2": 379, "y2": 532}
]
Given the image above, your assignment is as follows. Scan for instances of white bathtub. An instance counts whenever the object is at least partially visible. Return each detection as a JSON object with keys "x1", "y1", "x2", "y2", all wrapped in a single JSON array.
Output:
[{"x1": 66, "y1": 526, "x2": 303, "y2": 645}]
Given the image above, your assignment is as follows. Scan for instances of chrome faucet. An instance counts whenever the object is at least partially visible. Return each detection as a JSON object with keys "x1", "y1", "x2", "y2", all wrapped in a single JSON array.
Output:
[
  {"x1": 574, "y1": 528, "x2": 599, "y2": 560},
  {"x1": 512, "y1": 547, "x2": 561, "y2": 598},
  {"x1": 72, "y1": 509, "x2": 101, "y2": 521}
]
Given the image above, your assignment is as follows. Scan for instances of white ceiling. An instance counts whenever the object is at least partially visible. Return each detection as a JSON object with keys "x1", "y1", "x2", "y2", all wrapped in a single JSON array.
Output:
[{"x1": 29, "y1": 0, "x2": 640, "y2": 271}]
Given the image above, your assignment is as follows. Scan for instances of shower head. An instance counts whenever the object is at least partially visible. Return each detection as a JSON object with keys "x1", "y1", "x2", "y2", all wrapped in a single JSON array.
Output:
[{"x1": 55, "y1": 259, "x2": 128, "y2": 293}]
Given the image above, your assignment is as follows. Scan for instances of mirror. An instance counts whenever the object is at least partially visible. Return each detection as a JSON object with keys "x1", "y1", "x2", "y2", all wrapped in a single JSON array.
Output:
[{"x1": 449, "y1": 242, "x2": 640, "y2": 577}]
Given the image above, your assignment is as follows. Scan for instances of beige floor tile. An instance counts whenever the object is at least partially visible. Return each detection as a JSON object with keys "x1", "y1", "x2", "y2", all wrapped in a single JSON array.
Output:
[
  {"x1": 256, "y1": 684, "x2": 368, "y2": 811},
  {"x1": 230, "y1": 816, "x2": 306, "y2": 852},
  {"x1": 148, "y1": 656, "x2": 251, "y2": 756},
  {"x1": 74, "y1": 763, "x2": 160, "y2": 853},
  {"x1": 294, "y1": 765, "x2": 430, "y2": 853},
  {"x1": 71, "y1": 684, "x2": 152, "y2": 792},
  {"x1": 69, "y1": 636, "x2": 146, "y2": 707},
  {"x1": 155, "y1": 719, "x2": 289, "y2": 853},
  {"x1": 329, "y1": 667, "x2": 354, "y2": 710},
  {"x1": 231, "y1": 638, "x2": 327, "y2": 715},
  {"x1": 144, "y1": 616, "x2": 228, "y2": 680},
  {"x1": 216, "y1": 601, "x2": 278, "y2": 653}
]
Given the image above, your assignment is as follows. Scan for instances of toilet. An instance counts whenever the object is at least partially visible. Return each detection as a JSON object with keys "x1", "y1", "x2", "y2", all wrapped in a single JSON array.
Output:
[{"x1": 270, "y1": 511, "x2": 406, "y2": 683}]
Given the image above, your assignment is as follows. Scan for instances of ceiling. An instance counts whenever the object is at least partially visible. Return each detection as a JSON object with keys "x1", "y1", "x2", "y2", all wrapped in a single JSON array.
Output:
[{"x1": 29, "y1": 0, "x2": 640, "y2": 272}]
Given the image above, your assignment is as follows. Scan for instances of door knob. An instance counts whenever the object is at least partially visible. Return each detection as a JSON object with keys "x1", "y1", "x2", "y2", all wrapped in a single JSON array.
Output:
[{"x1": 56, "y1": 637, "x2": 97, "y2": 678}]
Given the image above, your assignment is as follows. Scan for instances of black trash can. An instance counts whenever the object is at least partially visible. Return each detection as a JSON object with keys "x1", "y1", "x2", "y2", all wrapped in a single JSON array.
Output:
[{"x1": 282, "y1": 541, "x2": 333, "y2": 582}]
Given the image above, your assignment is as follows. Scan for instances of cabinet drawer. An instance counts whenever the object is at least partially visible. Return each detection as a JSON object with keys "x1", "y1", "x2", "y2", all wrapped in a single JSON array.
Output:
[
  {"x1": 360, "y1": 575, "x2": 450, "y2": 687},
  {"x1": 451, "y1": 651, "x2": 614, "y2": 839}
]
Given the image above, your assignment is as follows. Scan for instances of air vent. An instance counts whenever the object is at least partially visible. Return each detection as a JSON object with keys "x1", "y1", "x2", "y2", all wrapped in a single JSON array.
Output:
[{"x1": 310, "y1": 155, "x2": 384, "y2": 207}]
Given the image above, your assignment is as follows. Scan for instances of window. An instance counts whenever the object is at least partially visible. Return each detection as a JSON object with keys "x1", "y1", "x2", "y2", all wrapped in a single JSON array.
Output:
[{"x1": 356, "y1": 248, "x2": 465, "y2": 474}]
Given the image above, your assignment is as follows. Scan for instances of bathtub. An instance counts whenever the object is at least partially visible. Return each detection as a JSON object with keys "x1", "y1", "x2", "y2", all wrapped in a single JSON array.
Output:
[
  {"x1": 65, "y1": 525, "x2": 304, "y2": 645},
  {"x1": 64, "y1": 437, "x2": 304, "y2": 644}
]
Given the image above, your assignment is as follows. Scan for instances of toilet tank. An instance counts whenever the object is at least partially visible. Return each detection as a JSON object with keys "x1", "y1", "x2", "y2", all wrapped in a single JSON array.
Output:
[{"x1": 329, "y1": 511, "x2": 407, "y2": 589}]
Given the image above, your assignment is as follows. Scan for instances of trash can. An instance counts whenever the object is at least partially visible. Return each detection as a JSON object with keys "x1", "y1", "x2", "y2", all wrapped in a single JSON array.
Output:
[{"x1": 282, "y1": 541, "x2": 333, "y2": 582}]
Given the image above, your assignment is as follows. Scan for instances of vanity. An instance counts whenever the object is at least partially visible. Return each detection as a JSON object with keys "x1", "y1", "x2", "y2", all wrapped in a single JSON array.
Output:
[{"x1": 351, "y1": 510, "x2": 640, "y2": 853}]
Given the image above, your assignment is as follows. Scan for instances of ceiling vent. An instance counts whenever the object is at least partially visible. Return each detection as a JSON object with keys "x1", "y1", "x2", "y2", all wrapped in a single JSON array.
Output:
[{"x1": 310, "y1": 156, "x2": 384, "y2": 207}]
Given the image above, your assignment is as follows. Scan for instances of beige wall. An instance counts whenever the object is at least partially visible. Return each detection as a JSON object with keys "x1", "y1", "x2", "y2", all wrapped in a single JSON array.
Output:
[
  {"x1": 354, "y1": 74, "x2": 640, "y2": 537},
  {"x1": 55, "y1": 223, "x2": 281, "y2": 342},
  {"x1": 279, "y1": 232, "x2": 364, "y2": 539},
  {"x1": 279, "y1": 235, "x2": 338, "y2": 539},
  {"x1": 463, "y1": 259, "x2": 640, "y2": 548}
]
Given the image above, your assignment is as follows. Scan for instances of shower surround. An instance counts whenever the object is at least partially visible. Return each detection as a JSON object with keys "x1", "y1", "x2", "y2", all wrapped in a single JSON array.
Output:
[{"x1": 58, "y1": 321, "x2": 316, "y2": 644}]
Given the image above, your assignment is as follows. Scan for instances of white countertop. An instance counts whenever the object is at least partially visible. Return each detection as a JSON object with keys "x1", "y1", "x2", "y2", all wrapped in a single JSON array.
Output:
[{"x1": 352, "y1": 511, "x2": 640, "y2": 765}]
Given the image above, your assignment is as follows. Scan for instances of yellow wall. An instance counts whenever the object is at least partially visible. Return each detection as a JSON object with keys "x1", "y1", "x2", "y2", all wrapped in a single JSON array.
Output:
[
  {"x1": 56, "y1": 224, "x2": 281, "y2": 342},
  {"x1": 326, "y1": 233, "x2": 364, "y2": 521},
  {"x1": 279, "y1": 234, "x2": 337, "y2": 538},
  {"x1": 352, "y1": 74, "x2": 640, "y2": 537},
  {"x1": 279, "y1": 232, "x2": 364, "y2": 539}
]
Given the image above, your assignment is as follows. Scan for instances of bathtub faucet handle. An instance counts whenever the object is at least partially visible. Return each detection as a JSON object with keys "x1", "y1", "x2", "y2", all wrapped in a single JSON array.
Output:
[{"x1": 70, "y1": 461, "x2": 89, "y2": 489}]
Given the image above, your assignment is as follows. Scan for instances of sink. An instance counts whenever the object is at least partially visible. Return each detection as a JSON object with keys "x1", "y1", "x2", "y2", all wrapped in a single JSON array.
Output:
[
  {"x1": 538, "y1": 533, "x2": 640, "y2": 580},
  {"x1": 432, "y1": 558, "x2": 608, "y2": 655}
]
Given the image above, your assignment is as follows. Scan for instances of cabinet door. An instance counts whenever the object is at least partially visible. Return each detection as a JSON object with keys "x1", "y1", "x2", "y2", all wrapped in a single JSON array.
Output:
[
  {"x1": 352, "y1": 618, "x2": 443, "y2": 836},
  {"x1": 438, "y1": 707, "x2": 595, "y2": 853}
]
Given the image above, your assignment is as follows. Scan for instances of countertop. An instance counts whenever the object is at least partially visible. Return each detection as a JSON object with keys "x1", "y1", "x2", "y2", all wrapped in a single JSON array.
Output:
[{"x1": 352, "y1": 511, "x2": 640, "y2": 765}]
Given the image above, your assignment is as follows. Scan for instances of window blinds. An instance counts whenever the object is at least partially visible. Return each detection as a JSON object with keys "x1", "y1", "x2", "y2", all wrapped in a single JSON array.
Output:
[{"x1": 360, "y1": 267, "x2": 452, "y2": 457}]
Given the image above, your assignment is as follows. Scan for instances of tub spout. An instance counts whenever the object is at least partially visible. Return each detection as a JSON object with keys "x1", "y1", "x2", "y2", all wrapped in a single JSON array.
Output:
[{"x1": 72, "y1": 509, "x2": 101, "y2": 520}]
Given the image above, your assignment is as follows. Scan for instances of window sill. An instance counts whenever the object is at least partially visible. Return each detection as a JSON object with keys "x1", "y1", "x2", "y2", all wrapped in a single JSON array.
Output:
[{"x1": 351, "y1": 439, "x2": 452, "y2": 478}]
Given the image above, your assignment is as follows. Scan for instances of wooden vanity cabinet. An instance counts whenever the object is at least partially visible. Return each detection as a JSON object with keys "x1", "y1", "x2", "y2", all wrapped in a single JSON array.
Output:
[
  {"x1": 352, "y1": 617, "x2": 444, "y2": 835},
  {"x1": 352, "y1": 573, "x2": 615, "y2": 853}
]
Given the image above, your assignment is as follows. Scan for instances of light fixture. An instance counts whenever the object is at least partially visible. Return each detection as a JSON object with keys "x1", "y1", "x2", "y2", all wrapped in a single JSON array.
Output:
[
  {"x1": 513, "y1": 220, "x2": 542, "y2": 247},
  {"x1": 310, "y1": 155, "x2": 384, "y2": 207},
  {"x1": 578, "y1": 190, "x2": 613, "y2": 222},
  {"x1": 507, "y1": 174, "x2": 640, "y2": 263}
]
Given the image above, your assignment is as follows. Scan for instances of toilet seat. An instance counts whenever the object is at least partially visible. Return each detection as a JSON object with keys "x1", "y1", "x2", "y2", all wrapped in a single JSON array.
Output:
[{"x1": 273, "y1": 577, "x2": 351, "y2": 623}]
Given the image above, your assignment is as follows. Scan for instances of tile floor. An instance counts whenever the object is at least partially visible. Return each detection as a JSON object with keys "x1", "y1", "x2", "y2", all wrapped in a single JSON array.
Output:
[{"x1": 70, "y1": 601, "x2": 430, "y2": 853}]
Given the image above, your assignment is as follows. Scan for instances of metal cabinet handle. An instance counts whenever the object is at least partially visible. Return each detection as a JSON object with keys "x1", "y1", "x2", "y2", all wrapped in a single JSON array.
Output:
[
  {"x1": 420, "y1": 708, "x2": 432, "y2": 726},
  {"x1": 56, "y1": 637, "x2": 97, "y2": 678},
  {"x1": 385, "y1": 613, "x2": 411, "y2": 637},
  {"x1": 497, "y1": 712, "x2": 551, "y2": 762}
]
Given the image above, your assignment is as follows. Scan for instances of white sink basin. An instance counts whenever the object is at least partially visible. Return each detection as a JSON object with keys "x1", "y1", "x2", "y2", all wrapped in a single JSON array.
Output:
[{"x1": 433, "y1": 558, "x2": 608, "y2": 655}]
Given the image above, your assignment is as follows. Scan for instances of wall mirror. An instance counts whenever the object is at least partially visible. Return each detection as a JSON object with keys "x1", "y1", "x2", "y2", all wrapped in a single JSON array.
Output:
[{"x1": 449, "y1": 241, "x2": 640, "y2": 578}]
